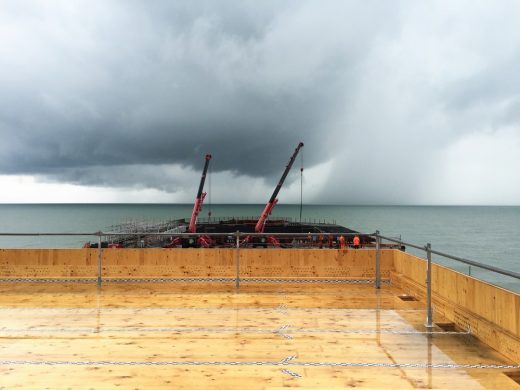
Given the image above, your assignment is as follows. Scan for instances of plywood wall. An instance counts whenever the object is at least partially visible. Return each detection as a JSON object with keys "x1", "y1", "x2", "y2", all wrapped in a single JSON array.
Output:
[
  {"x1": 240, "y1": 249, "x2": 394, "y2": 278},
  {"x1": 393, "y1": 250, "x2": 520, "y2": 363},
  {"x1": 0, "y1": 248, "x2": 393, "y2": 280},
  {"x1": 0, "y1": 249, "x2": 98, "y2": 278},
  {"x1": 101, "y1": 248, "x2": 236, "y2": 278}
]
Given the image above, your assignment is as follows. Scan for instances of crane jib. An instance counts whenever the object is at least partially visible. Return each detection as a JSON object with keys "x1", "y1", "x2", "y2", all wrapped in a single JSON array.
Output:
[
  {"x1": 256, "y1": 142, "x2": 304, "y2": 233},
  {"x1": 268, "y1": 142, "x2": 304, "y2": 204},
  {"x1": 196, "y1": 154, "x2": 212, "y2": 199},
  {"x1": 189, "y1": 154, "x2": 212, "y2": 234}
]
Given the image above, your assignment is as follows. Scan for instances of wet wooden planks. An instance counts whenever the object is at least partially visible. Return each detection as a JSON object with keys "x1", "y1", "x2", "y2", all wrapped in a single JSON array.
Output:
[{"x1": 0, "y1": 282, "x2": 519, "y2": 389}]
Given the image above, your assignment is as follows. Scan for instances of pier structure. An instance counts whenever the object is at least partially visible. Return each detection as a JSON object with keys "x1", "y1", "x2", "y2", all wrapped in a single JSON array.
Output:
[{"x1": 0, "y1": 232, "x2": 519, "y2": 389}]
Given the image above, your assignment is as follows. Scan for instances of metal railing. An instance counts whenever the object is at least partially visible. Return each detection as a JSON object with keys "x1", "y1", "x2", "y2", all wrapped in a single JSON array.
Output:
[
  {"x1": 375, "y1": 233, "x2": 520, "y2": 328},
  {"x1": 0, "y1": 230, "x2": 519, "y2": 330},
  {"x1": 0, "y1": 231, "x2": 380, "y2": 288}
]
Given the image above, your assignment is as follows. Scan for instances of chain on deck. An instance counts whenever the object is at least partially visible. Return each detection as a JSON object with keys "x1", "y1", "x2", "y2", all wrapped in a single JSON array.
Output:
[
  {"x1": 0, "y1": 325, "x2": 471, "y2": 336},
  {"x1": 0, "y1": 356, "x2": 518, "y2": 369},
  {"x1": 0, "y1": 277, "x2": 390, "y2": 284}
]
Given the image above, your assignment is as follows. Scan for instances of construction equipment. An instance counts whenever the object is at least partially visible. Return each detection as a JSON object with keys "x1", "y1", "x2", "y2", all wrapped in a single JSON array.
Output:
[
  {"x1": 245, "y1": 142, "x2": 304, "y2": 247},
  {"x1": 166, "y1": 154, "x2": 212, "y2": 248},
  {"x1": 189, "y1": 154, "x2": 212, "y2": 233}
]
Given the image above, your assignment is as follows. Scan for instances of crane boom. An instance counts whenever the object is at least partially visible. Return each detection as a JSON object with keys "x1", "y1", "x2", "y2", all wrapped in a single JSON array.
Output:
[
  {"x1": 255, "y1": 142, "x2": 304, "y2": 233},
  {"x1": 188, "y1": 154, "x2": 212, "y2": 233}
]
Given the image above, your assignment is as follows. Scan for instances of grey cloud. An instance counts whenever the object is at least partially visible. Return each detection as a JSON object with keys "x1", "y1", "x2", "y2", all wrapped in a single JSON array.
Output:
[
  {"x1": 444, "y1": 50, "x2": 520, "y2": 129},
  {"x1": 312, "y1": 1, "x2": 520, "y2": 204},
  {"x1": 2, "y1": 1, "x2": 519, "y2": 204},
  {"x1": 38, "y1": 164, "x2": 198, "y2": 193},
  {"x1": 0, "y1": 1, "x2": 394, "y2": 184}
]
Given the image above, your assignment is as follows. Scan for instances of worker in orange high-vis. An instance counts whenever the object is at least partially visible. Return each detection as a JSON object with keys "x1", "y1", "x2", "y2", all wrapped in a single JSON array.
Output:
[
  {"x1": 339, "y1": 235, "x2": 346, "y2": 250},
  {"x1": 353, "y1": 235, "x2": 360, "y2": 248}
]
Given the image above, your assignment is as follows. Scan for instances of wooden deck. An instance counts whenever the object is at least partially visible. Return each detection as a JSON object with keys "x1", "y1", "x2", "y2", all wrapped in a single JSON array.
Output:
[{"x1": 0, "y1": 281, "x2": 519, "y2": 389}]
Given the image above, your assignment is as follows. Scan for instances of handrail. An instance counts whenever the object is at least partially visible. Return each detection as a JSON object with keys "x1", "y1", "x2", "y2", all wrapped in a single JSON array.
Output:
[
  {"x1": 0, "y1": 230, "x2": 517, "y2": 281},
  {"x1": 429, "y1": 248, "x2": 520, "y2": 280},
  {"x1": 0, "y1": 232, "x2": 372, "y2": 237},
  {"x1": 376, "y1": 234, "x2": 424, "y2": 251},
  {"x1": 0, "y1": 233, "x2": 99, "y2": 236},
  {"x1": 376, "y1": 233, "x2": 520, "y2": 281}
]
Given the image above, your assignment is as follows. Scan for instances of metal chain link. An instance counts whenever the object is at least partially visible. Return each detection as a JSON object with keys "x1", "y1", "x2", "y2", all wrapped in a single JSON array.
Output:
[
  {"x1": 0, "y1": 325, "x2": 470, "y2": 336},
  {"x1": 295, "y1": 328, "x2": 470, "y2": 335},
  {"x1": 0, "y1": 307, "x2": 403, "y2": 313},
  {"x1": 275, "y1": 325, "x2": 293, "y2": 339},
  {"x1": 0, "y1": 278, "x2": 390, "y2": 284},
  {"x1": 106, "y1": 278, "x2": 386, "y2": 284},
  {"x1": 0, "y1": 357, "x2": 518, "y2": 369},
  {"x1": 281, "y1": 368, "x2": 302, "y2": 378},
  {"x1": 0, "y1": 279, "x2": 96, "y2": 283},
  {"x1": 0, "y1": 326, "x2": 291, "y2": 334},
  {"x1": 240, "y1": 278, "x2": 389, "y2": 284},
  {"x1": 105, "y1": 278, "x2": 235, "y2": 283}
]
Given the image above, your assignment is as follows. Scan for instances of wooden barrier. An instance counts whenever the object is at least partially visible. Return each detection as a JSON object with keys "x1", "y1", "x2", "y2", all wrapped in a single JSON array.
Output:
[
  {"x1": 392, "y1": 250, "x2": 520, "y2": 364},
  {"x1": 0, "y1": 248, "x2": 393, "y2": 280},
  {"x1": 0, "y1": 249, "x2": 98, "y2": 278},
  {"x1": 101, "y1": 248, "x2": 236, "y2": 278},
  {"x1": 1, "y1": 247, "x2": 518, "y2": 364},
  {"x1": 239, "y1": 249, "x2": 394, "y2": 279}
]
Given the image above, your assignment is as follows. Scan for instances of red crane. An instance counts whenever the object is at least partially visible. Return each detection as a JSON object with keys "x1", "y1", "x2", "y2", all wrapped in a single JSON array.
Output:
[
  {"x1": 188, "y1": 153, "x2": 212, "y2": 247},
  {"x1": 248, "y1": 142, "x2": 304, "y2": 246},
  {"x1": 166, "y1": 153, "x2": 212, "y2": 248},
  {"x1": 188, "y1": 153, "x2": 212, "y2": 234}
]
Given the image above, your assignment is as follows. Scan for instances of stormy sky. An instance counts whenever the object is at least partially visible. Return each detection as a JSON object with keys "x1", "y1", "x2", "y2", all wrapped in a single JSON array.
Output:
[{"x1": 1, "y1": 1, "x2": 519, "y2": 204}]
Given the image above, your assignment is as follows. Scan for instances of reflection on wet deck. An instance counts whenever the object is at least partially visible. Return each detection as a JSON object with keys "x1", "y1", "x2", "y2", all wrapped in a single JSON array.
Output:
[{"x1": 0, "y1": 282, "x2": 518, "y2": 389}]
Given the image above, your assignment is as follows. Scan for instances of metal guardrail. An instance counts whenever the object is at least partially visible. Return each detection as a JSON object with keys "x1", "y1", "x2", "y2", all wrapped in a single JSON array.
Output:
[
  {"x1": 0, "y1": 231, "x2": 517, "y2": 279},
  {"x1": 0, "y1": 231, "x2": 381, "y2": 290},
  {"x1": 0, "y1": 230, "x2": 518, "y2": 330},
  {"x1": 375, "y1": 232, "x2": 520, "y2": 328},
  {"x1": 0, "y1": 232, "x2": 364, "y2": 237},
  {"x1": 376, "y1": 233, "x2": 520, "y2": 280}
]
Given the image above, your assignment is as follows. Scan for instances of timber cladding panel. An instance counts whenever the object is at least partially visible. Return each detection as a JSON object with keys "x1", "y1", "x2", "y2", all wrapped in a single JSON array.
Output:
[
  {"x1": 239, "y1": 249, "x2": 394, "y2": 278},
  {"x1": 101, "y1": 248, "x2": 236, "y2": 278},
  {"x1": 0, "y1": 249, "x2": 98, "y2": 278},
  {"x1": 0, "y1": 248, "x2": 393, "y2": 279},
  {"x1": 392, "y1": 250, "x2": 520, "y2": 363}
]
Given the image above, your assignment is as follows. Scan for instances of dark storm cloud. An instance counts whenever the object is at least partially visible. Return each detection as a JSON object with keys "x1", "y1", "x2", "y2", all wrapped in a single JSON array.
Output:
[
  {"x1": 0, "y1": 0, "x2": 395, "y2": 188},
  {"x1": 2, "y1": 1, "x2": 519, "y2": 204}
]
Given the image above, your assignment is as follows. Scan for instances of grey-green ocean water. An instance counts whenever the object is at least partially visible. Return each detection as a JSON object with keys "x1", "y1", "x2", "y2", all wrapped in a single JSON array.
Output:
[{"x1": 0, "y1": 204, "x2": 518, "y2": 291}]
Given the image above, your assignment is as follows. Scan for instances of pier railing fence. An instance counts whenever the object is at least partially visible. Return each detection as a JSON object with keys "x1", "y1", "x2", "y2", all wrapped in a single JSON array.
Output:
[{"x1": 0, "y1": 231, "x2": 519, "y2": 328}]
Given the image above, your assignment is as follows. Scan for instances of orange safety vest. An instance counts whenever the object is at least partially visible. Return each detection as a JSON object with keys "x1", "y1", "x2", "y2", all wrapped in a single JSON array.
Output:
[
  {"x1": 353, "y1": 236, "x2": 360, "y2": 246},
  {"x1": 339, "y1": 235, "x2": 346, "y2": 249}
]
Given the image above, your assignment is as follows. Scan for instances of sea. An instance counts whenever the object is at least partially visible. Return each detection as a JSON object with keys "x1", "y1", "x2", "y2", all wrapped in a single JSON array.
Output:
[{"x1": 0, "y1": 204, "x2": 518, "y2": 292}]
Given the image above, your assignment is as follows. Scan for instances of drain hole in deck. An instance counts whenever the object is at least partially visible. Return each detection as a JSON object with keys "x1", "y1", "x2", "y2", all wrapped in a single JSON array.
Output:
[
  {"x1": 398, "y1": 295, "x2": 418, "y2": 301},
  {"x1": 504, "y1": 370, "x2": 520, "y2": 384},
  {"x1": 435, "y1": 322, "x2": 457, "y2": 332}
]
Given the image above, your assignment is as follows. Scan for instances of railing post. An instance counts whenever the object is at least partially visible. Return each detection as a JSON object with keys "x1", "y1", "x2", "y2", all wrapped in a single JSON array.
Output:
[
  {"x1": 375, "y1": 231, "x2": 381, "y2": 289},
  {"x1": 235, "y1": 231, "x2": 240, "y2": 289},
  {"x1": 425, "y1": 243, "x2": 433, "y2": 328},
  {"x1": 97, "y1": 233, "x2": 102, "y2": 288}
]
